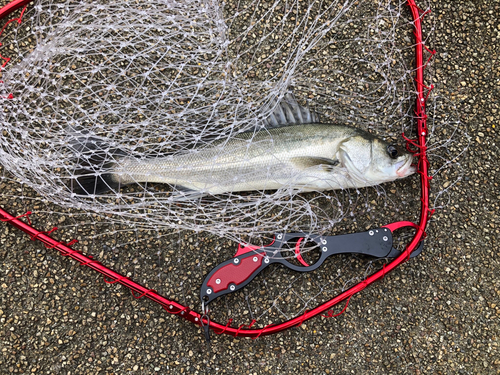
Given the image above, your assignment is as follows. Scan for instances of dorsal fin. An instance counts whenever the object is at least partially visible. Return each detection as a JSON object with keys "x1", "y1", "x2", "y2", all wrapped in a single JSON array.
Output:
[{"x1": 263, "y1": 93, "x2": 319, "y2": 128}]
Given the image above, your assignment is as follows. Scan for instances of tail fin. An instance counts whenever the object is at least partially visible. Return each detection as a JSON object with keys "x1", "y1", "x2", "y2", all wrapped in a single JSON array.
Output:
[{"x1": 69, "y1": 138, "x2": 125, "y2": 195}]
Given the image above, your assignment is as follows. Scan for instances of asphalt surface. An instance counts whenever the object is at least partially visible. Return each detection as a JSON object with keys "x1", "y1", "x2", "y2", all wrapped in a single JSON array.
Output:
[{"x1": 1, "y1": 0, "x2": 499, "y2": 374}]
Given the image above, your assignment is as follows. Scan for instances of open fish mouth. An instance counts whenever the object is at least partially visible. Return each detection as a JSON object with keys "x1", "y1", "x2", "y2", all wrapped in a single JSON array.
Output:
[{"x1": 396, "y1": 157, "x2": 416, "y2": 177}]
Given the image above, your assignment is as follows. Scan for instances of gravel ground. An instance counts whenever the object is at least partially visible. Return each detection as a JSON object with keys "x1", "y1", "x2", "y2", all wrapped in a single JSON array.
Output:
[{"x1": 1, "y1": 0, "x2": 499, "y2": 374}]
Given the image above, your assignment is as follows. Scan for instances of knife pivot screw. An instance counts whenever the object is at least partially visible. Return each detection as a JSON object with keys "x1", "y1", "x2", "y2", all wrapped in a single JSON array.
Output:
[
  {"x1": 215, "y1": 279, "x2": 221, "y2": 284},
  {"x1": 206, "y1": 288, "x2": 212, "y2": 295},
  {"x1": 383, "y1": 236, "x2": 388, "y2": 241},
  {"x1": 264, "y1": 257, "x2": 270, "y2": 264},
  {"x1": 234, "y1": 258, "x2": 240, "y2": 264},
  {"x1": 253, "y1": 256, "x2": 258, "y2": 262},
  {"x1": 229, "y1": 284, "x2": 236, "y2": 291},
  {"x1": 369, "y1": 230, "x2": 374, "y2": 236}
]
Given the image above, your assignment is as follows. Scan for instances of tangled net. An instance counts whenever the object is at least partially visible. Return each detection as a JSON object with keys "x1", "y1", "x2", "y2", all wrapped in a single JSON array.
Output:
[
  {"x1": 0, "y1": 0, "x2": 466, "y2": 330},
  {"x1": 1, "y1": 0, "x2": 429, "y2": 241}
]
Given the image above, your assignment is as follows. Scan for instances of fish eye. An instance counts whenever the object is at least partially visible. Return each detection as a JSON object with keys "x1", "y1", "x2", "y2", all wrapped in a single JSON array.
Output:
[{"x1": 387, "y1": 145, "x2": 399, "y2": 159}]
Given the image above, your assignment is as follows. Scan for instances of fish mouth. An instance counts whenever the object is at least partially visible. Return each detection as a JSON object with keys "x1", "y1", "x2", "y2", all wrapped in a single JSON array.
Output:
[{"x1": 396, "y1": 157, "x2": 416, "y2": 177}]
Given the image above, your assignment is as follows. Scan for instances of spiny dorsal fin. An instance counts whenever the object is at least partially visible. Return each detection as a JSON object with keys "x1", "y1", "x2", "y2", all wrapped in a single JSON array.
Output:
[{"x1": 263, "y1": 93, "x2": 319, "y2": 128}]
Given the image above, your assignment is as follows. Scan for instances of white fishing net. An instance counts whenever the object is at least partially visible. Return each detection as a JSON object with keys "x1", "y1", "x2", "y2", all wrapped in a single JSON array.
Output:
[{"x1": 0, "y1": 0, "x2": 466, "y2": 327}]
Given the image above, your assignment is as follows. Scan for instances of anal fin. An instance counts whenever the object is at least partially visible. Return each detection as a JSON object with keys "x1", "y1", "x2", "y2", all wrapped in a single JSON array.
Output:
[{"x1": 170, "y1": 184, "x2": 209, "y2": 201}]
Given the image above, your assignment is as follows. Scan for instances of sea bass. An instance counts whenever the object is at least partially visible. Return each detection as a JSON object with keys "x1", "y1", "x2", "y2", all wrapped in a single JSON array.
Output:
[{"x1": 71, "y1": 97, "x2": 415, "y2": 197}]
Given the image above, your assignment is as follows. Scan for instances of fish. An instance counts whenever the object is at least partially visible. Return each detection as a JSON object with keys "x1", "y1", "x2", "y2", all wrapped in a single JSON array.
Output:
[{"x1": 70, "y1": 95, "x2": 415, "y2": 197}]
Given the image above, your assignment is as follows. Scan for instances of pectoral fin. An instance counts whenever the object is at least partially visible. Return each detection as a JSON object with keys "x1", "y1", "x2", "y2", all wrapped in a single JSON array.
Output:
[{"x1": 290, "y1": 156, "x2": 340, "y2": 172}]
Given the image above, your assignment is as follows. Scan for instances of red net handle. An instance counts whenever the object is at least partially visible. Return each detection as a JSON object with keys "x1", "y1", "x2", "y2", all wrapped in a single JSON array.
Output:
[
  {"x1": 0, "y1": 0, "x2": 31, "y2": 19},
  {"x1": 0, "y1": 0, "x2": 432, "y2": 338}
]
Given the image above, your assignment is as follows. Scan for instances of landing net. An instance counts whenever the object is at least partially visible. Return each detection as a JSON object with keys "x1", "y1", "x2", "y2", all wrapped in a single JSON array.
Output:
[{"x1": 0, "y1": 0, "x2": 466, "y2": 335}]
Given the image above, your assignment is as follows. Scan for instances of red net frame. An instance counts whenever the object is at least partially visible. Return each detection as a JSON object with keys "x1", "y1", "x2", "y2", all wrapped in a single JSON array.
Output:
[{"x1": 0, "y1": 0, "x2": 433, "y2": 338}]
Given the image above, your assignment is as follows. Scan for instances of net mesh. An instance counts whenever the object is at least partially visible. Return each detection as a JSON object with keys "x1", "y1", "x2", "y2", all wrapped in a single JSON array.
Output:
[{"x1": 0, "y1": 0, "x2": 466, "y2": 328}]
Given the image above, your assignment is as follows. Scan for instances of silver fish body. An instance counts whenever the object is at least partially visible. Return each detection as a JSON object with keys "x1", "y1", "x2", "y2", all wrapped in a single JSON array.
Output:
[
  {"x1": 109, "y1": 124, "x2": 414, "y2": 196},
  {"x1": 71, "y1": 96, "x2": 415, "y2": 196}
]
